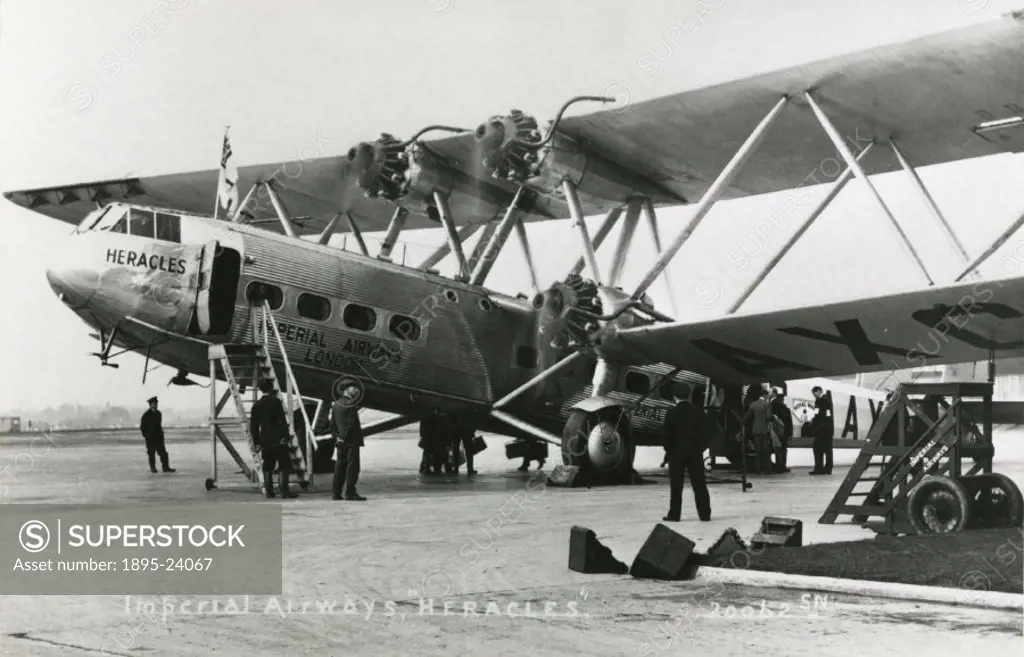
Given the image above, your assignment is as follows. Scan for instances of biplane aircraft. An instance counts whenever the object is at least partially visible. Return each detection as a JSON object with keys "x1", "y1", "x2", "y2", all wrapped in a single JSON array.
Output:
[{"x1": 5, "y1": 14, "x2": 1024, "y2": 486}]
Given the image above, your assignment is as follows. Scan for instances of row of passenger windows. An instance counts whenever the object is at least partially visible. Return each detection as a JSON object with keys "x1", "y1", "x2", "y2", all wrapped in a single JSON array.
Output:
[
  {"x1": 579, "y1": 359, "x2": 672, "y2": 398},
  {"x1": 245, "y1": 281, "x2": 422, "y2": 341}
]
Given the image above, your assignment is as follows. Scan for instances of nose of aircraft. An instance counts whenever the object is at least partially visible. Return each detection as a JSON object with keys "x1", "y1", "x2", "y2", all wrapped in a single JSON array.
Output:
[{"x1": 45, "y1": 237, "x2": 100, "y2": 309}]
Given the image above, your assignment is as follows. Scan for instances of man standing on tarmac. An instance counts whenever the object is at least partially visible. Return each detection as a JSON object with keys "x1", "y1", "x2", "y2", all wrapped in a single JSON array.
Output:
[
  {"x1": 770, "y1": 389, "x2": 793, "y2": 473},
  {"x1": 140, "y1": 396, "x2": 175, "y2": 474},
  {"x1": 450, "y1": 413, "x2": 478, "y2": 476},
  {"x1": 810, "y1": 386, "x2": 834, "y2": 475},
  {"x1": 331, "y1": 383, "x2": 366, "y2": 501},
  {"x1": 661, "y1": 382, "x2": 711, "y2": 523},
  {"x1": 250, "y1": 380, "x2": 298, "y2": 499}
]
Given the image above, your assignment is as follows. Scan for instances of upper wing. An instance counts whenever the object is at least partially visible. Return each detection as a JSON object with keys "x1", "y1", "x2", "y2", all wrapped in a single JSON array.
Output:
[
  {"x1": 427, "y1": 13, "x2": 1024, "y2": 202},
  {"x1": 606, "y1": 276, "x2": 1024, "y2": 385},
  {"x1": 5, "y1": 14, "x2": 1022, "y2": 229}
]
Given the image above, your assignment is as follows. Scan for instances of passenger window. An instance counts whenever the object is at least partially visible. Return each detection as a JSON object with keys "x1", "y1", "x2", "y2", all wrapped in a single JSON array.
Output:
[
  {"x1": 297, "y1": 293, "x2": 331, "y2": 321},
  {"x1": 515, "y1": 345, "x2": 537, "y2": 369},
  {"x1": 244, "y1": 281, "x2": 284, "y2": 310},
  {"x1": 155, "y1": 213, "x2": 181, "y2": 243},
  {"x1": 343, "y1": 304, "x2": 377, "y2": 332},
  {"x1": 389, "y1": 315, "x2": 421, "y2": 341},
  {"x1": 625, "y1": 372, "x2": 650, "y2": 395},
  {"x1": 129, "y1": 208, "x2": 155, "y2": 237}
]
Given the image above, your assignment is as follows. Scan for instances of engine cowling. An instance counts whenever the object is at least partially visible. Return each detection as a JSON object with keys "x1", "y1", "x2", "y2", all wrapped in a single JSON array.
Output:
[{"x1": 345, "y1": 133, "x2": 411, "y2": 202}]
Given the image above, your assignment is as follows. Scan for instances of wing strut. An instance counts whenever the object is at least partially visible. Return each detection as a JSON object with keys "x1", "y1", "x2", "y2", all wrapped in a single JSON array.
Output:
[
  {"x1": 470, "y1": 185, "x2": 526, "y2": 285},
  {"x1": 608, "y1": 198, "x2": 643, "y2": 289},
  {"x1": 433, "y1": 192, "x2": 470, "y2": 281},
  {"x1": 569, "y1": 207, "x2": 622, "y2": 278},
  {"x1": 955, "y1": 206, "x2": 1024, "y2": 281},
  {"x1": 345, "y1": 212, "x2": 370, "y2": 256},
  {"x1": 418, "y1": 223, "x2": 481, "y2": 270},
  {"x1": 632, "y1": 95, "x2": 790, "y2": 300},
  {"x1": 316, "y1": 213, "x2": 342, "y2": 246},
  {"x1": 804, "y1": 93, "x2": 933, "y2": 286},
  {"x1": 564, "y1": 179, "x2": 604, "y2": 285},
  {"x1": 728, "y1": 142, "x2": 875, "y2": 313},
  {"x1": 514, "y1": 217, "x2": 541, "y2": 295},
  {"x1": 889, "y1": 139, "x2": 972, "y2": 272},
  {"x1": 641, "y1": 198, "x2": 678, "y2": 318},
  {"x1": 264, "y1": 182, "x2": 299, "y2": 239},
  {"x1": 377, "y1": 207, "x2": 408, "y2": 259}
]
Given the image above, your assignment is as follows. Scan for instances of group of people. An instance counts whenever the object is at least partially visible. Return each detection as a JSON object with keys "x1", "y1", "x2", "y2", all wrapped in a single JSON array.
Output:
[
  {"x1": 740, "y1": 386, "x2": 792, "y2": 475},
  {"x1": 249, "y1": 379, "x2": 367, "y2": 500},
  {"x1": 141, "y1": 375, "x2": 836, "y2": 514},
  {"x1": 739, "y1": 384, "x2": 834, "y2": 475},
  {"x1": 418, "y1": 411, "x2": 478, "y2": 476},
  {"x1": 658, "y1": 381, "x2": 837, "y2": 522}
]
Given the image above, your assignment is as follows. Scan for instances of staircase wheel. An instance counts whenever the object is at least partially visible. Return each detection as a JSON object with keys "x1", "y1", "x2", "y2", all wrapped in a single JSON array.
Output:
[
  {"x1": 205, "y1": 478, "x2": 216, "y2": 491},
  {"x1": 906, "y1": 475, "x2": 971, "y2": 535},
  {"x1": 959, "y1": 473, "x2": 1024, "y2": 529}
]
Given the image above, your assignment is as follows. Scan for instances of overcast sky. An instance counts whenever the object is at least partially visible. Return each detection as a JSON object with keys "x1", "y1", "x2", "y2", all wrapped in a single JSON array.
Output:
[{"x1": 1, "y1": 0, "x2": 1023, "y2": 413}]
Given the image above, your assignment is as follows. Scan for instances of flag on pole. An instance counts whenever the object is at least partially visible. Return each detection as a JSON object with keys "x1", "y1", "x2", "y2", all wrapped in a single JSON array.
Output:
[{"x1": 215, "y1": 127, "x2": 238, "y2": 219}]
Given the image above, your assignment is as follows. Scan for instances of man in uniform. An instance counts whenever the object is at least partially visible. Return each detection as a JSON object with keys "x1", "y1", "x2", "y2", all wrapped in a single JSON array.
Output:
[
  {"x1": 661, "y1": 382, "x2": 711, "y2": 522},
  {"x1": 140, "y1": 396, "x2": 175, "y2": 474},
  {"x1": 250, "y1": 380, "x2": 298, "y2": 499},
  {"x1": 770, "y1": 389, "x2": 793, "y2": 473},
  {"x1": 331, "y1": 383, "x2": 366, "y2": 500},
  {"x1": 810, "y1": 386, "x2": 834, "y2": 475}
]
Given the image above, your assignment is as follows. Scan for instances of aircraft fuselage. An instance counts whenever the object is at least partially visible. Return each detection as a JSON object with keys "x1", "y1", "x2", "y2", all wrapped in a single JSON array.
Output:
[{"x1": 45, "y1": 202, "x2": 701, "y2": 446}]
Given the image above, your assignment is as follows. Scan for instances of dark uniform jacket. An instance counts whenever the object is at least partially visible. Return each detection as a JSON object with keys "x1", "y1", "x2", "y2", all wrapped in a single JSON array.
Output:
[
  {"x1": 662, "y1": 400, "x2": 705, "y2": 457},
  {"x1": 771, "y1": 399, "x2": 793, "y2": 437},
  {"x1": 332, "y1": 400, "x2": 364, "y2": 447},
  {"x1": 140, "y1": 409, "x2": 163, "y2": 443},
  {"x1": 250, "y1": 394, "x2": 291, "y2": 449},
  {"x1": 814, "y1": 395, "x2": 834, "y2": 432}
]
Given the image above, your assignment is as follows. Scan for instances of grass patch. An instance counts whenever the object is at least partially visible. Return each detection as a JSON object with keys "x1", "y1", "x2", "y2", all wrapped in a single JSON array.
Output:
[{"x1": 701, "y1": 527, "x2": 1023, "y2": 594}]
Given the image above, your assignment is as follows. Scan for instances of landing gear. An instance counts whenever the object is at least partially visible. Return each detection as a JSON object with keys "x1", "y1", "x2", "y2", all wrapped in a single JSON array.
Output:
[
  {"x1": 562, "y1": 408, "x2": 634, "y2": 485},
  {"x1": 205, "y1": 478, "x2": 217, "y2": 491}
]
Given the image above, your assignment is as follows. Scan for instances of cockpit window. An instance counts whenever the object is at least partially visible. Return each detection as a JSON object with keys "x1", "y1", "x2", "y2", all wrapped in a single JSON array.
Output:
[
  {"x1": 76, "y1": 207, "x2": 109, "y2": 234},
  {"x1": 95, "y1": 206, "x2": 128, "y2": 232},
  {"x1": 155, "y1": 213, "x2": 181, "y2": 243},
  {"x1": 129, "y1": 208, "x2": 155, "y2": 237}
]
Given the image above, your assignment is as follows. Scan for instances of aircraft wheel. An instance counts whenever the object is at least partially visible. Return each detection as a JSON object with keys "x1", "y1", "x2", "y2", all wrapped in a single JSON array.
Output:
[
  {"x1": 562, "y1": 408, "x2": 634, "y2": 485},
  {"x1": 205, "y1": 478, "x2": 216, "y2": 491},
  {"x1": 704, "y1": 455, "x2": 713, "y2": 473},
  {"x1": 959, "y1": 473, "x2": 1024, "y2": 529},
  {"x1": 906, "y1": 475, "x2": 971, "y2": 535}
]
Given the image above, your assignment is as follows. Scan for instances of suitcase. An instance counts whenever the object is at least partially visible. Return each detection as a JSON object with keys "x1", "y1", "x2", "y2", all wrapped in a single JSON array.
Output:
[
  {"x1": 470, "y1": 435, "x2": 487, "y2": 455},
  {"x1": 505, "y1": 439, "x2": 547, "y2": 460}
]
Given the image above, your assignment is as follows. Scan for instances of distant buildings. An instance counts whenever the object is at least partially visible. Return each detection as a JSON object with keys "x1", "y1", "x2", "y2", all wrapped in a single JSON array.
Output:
[{"x1": 0, "y1": 417, "x2": 22, "y2": 433}]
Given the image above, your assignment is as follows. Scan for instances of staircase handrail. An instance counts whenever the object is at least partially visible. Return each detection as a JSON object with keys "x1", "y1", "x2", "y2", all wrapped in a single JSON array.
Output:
[{"x1": 260, "y1": 300, "x2": 317, "y2": 478}]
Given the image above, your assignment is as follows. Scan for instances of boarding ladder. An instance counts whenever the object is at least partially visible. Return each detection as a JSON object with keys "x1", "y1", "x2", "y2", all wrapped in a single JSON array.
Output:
[
  {"x1": 818, "y1": 382, "x2": 994, "y2": 532},
  {"x1": 205, "y1": 300, "x2": 320, "y2": 492}
]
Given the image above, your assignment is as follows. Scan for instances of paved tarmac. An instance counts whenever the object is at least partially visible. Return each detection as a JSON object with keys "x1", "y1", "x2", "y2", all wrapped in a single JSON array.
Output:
[{"x1": 0, "y1": 426, "x2": 1021, "y2": 655}]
